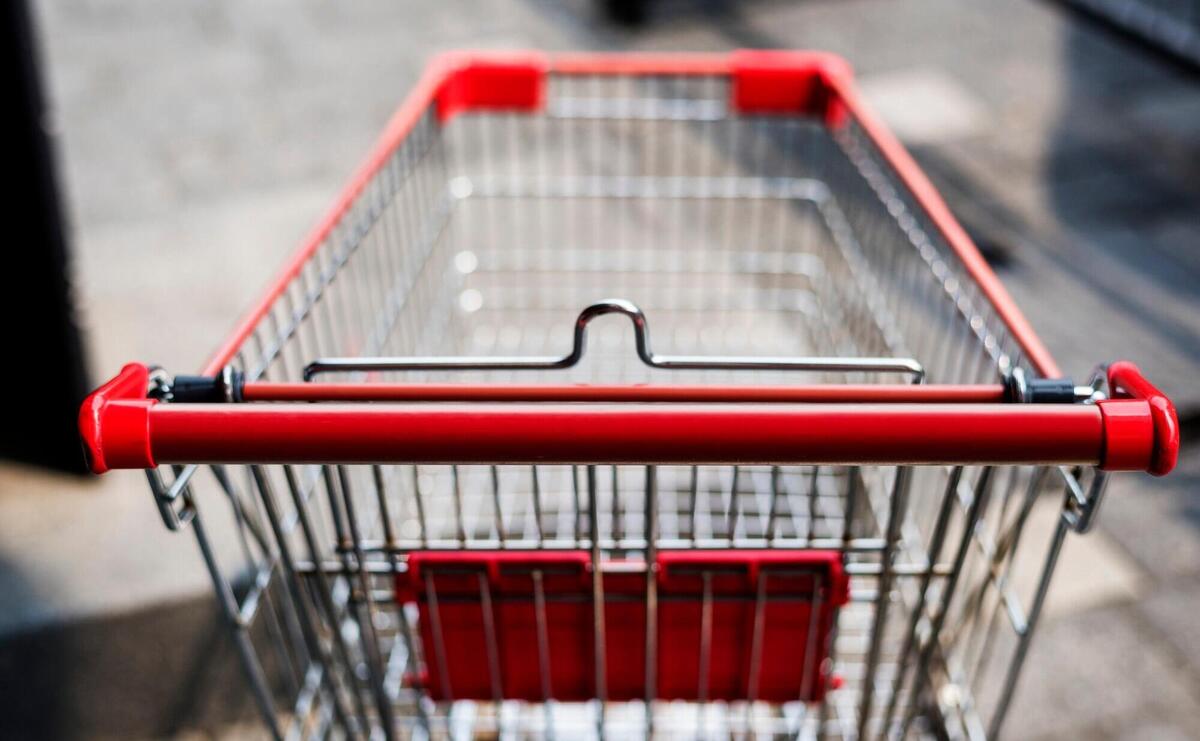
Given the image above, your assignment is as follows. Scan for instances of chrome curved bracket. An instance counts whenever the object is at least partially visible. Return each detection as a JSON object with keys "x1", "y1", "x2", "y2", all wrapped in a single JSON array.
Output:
[{"x1": 303, "y1": 299, "x2": 926, "y2": 382}]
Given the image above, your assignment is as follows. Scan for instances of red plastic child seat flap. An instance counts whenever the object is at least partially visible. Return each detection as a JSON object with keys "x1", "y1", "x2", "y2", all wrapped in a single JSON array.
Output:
[{"x1": 397, "y1": 550, "x2": 848, "y2": 704}]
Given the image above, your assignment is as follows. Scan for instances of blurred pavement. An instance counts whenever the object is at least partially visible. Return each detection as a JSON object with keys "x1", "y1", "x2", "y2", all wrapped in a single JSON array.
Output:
[{"x1": 1, "y1": 0, "x2": 1197, "y2": 737}]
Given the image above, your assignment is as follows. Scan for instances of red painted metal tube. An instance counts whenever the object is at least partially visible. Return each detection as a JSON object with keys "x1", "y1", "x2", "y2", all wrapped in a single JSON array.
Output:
[
  {"x1": 144, "y1": 403, "x2": 1103, "y2": 467},
  {"x1": 241, "y1": 382, "x2": 1008, "y2": 404}
]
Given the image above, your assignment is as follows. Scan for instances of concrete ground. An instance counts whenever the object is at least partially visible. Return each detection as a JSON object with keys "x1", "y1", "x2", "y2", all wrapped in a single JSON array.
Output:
[{"x1": 1, "y1": 0, "x2": 1197, "y2": 738}]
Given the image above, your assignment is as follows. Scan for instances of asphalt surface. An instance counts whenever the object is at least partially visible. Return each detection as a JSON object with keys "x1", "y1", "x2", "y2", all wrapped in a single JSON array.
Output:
[{"x1": 1, "y1": 0, "x2": 1196, "y2": 738}]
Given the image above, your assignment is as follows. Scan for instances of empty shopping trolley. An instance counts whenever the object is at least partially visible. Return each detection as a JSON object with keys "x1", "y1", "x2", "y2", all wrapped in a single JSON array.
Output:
[{"x1": 81, "y1": 51, "x2": 1179, "y2": 740}]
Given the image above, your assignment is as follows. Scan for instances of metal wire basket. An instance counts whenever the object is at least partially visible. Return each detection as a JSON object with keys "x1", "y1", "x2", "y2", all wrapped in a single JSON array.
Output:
[{"x1": 81, "y1": 51, "x2": 1178, "y2": 740}]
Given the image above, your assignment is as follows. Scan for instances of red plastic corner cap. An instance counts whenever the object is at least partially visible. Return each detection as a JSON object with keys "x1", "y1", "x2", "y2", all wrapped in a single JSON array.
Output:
[
  {"x1": 730, "y1": 50, "x2": 852, "y2": 116},
  {"x1": 1105, "y1": 361, "x2": 1179, "y2": 476},
  {"x1": 79, "y1": 363, "x2": 157, "y2": 474},
  {"x1": 433, "y1": 50, "x2": 548, "y2": 123}
]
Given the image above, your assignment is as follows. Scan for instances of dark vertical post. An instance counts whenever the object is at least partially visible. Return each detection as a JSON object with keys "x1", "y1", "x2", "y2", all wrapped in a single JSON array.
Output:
[{"x1": 3, "y1": 0, "x2": 90, "y2": 473}]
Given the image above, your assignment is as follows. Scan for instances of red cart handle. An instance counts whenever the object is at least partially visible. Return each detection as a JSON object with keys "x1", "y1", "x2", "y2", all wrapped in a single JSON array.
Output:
[{"x1": 79, "y1": 362, "x2": 1178, "y2": 476}]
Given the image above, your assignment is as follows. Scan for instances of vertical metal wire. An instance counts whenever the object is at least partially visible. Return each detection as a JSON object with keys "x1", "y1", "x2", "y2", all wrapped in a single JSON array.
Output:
[
  {"x1": 808, "y1": 466, "x2": 821, "y2": 543},
  {"x1": 282, "y1": 465, "x2": 374, "y2": 735},
  {"x1": 410, "y1": 467, "x2": 428, "y2": 547},
  {"x1": 572, "y1": 466, "x2": 583, "y2": 545},
  {"x1": 491, "y1": 465, "x2": 506, "y2": 545},
  {"x1": 698, "y1": 571, "x2": 714, "y2": 704},
  {"x1": 320, "y1": 465, "x2": 351, "y2": 552},
  {"x1": 961, "y1": 469, "x2": 1029, "y2": 699},
  {"x1": 817, "y1": 468, "x2": 861, "y2": 739},
  {"x1": 882, "y1": 466, "x2": 964, "y2": 734},
  {"x1": 215, "y1": 467, "x2": 307, "y2": 707},
  {"x1": 188, "y1": 494, "x2": 284, "y2": 741},
  {"x1": 988, "y1": 493, "x2": 1071, "y2": 739},
  {"x1": 587, "y1": 465, "x2": 608, "y2": 733},
  {"x1": 478, "y1": 572, "x2": 504, "y2": 702},
  {"x1": 899, "y1": 467, "x2": 995, "y2": 739},
  {"x1": 745, "y1": 571, "x2": 769, "y2": 701},
  {"x1": 689, "y1": 466, "x2": 700, "y2": 543},
  {"x1": 531, "y1": 465, "x2": 545, "y2": 544},
  {"x1": 335, "y1": 466, "x2": 399, "y2": 739},
  {"x1": 368, "y1": 464, "x2": 429, "y2": 733},
  {"x1": 815, "y1": 608, "x2": 838, "y2": 741},
  {"x1": 424, "y1": 571, "x2": 453, "y2": 702},
  {"x1": 857, "y1": 466, "x2": 913, "y2": 739},
  {"x1": 532, "y1": 569, "x2": 553, "y2": 702},
  {"x1": 968, "y1": 468, "x2": 1051, "y2": 702},
  {"x1": 644, "y1": 465, "x2": 658, "y2": 734},
  {"x1": 612, "y1": 466, "x2": 622, "y2": 552},
  {"x1": 237, "y1": 467, "x2": 346, "y2": 734},
  {"x1": 726, "y1": 466, "x2": 741, "y2": 540},
  {"x1": 799, "y1": 580, "x2": 824, "y2": 722},
  {"x1": 766, "y1": 466, "x2": 782, "y2": 541},
  {"x1": 451, "y1": 466, "x2": 466, "y2": 544}
]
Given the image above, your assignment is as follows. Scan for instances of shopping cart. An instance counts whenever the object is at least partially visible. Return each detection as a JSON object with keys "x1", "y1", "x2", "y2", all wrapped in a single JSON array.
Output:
[{"x1": 80, "y1": 51, "x2": 1179, "y2": 740}]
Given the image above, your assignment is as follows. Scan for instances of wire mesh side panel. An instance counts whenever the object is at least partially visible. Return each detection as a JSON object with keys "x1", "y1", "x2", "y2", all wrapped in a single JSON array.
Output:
[
  {"x1": 236, "y1": 72, "x2": 1039, "y2": 389},
  {"x1": 147, "y1": 72, "x2": 1077, "y2": 740}
]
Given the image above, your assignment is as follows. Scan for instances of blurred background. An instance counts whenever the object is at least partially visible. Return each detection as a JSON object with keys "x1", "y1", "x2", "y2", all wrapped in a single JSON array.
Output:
[{"x1": 1, "y1": 0, "x2": 1197, "y2": 738}]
